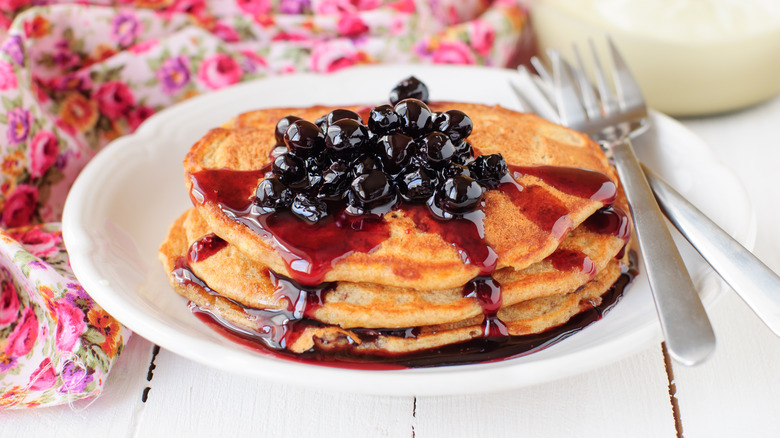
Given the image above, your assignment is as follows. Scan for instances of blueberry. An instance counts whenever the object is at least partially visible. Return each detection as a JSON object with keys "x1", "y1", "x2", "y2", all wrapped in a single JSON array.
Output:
[
  {"x1": 468, "y1": 154, "x2": 508, "y2": 188},
  {"x1": 451, "y1": 141, "x2": 475, "y2": 165},
  {"x1": 326, "y1": 109, "x2": 363, "y2": 125},
  {"x1": 398, "y1": 167, "x2": 436, "y2": 202},
  {"x1": 367, "y1": 130, "x2": 381, "y2": 147},
  {"x1": 368, "y1": 104, "x2": 401, "y2": 136},
  {"x1": 284, "y1": 120, "x2": 325, "y2": 157},
  {"x1": 325, "y1": 119, "x2": 369, "y2": 154},
  {"x1": 269, "y1": 82, "x2": 483, "y2": 225},
  {"x1": 272, "y1": 153, "x2": 308, "y2": 188},
  {"x1": 275, "y1": 115, "x2": 302, "y2": 145},
  {"x1": 318, "y1": 161, "x2": 350, "y2": 200},
  {"x1": 255, "y1": 177, "x2": 293, "y2": 210},
  {"x1": 433, "y1": 110, "x2": 473, "y2": 143},
  {"x1": 438, "y1": 161, "x2": 470, "y2": 180},
  {"x1": 291, "y1": 193, "x2": 328, "y2": 224},
  {"x1": 304, "y1": 155, "x2": 326, "y2": 174},
  {"x1": 304, "y1": 156, "x2": 326, "y2": 187},
  {"x1": 420, "y1": 132, "x2": 456, "y2": 164},
  {"x1": 314, "y1": 114, "x2": 328, "y2": 132},
  {"x1": 435, "y1": 174, "x2": 483, "y2": 214},
  {"x1": 389, "y1": 76, "x2": 429, "y2": 105},
  {"x1": 394, "y1": 99, "x2": 433, "y2": 137},
  {"x1": 406, "y1": 149, "x2": 430, "y2": 169},
  {"x1": 344, "y1": 191, "x2": 366, "y2": 216},
  {"x1": 350, "y1": 154, "x2": 382, "y2": 177},
  {"x1": 346, "y1": 170, "x2": 398, "y2": 215},
  {"x1": 351, "y1": 170, "x2": 393, "y2": 204},
  {"x1": 269, "y1": 144, "x2": 288, "y2": 160},
  {"x1": 378, "y1": 133, "x2": 414, "y2": 174},
  {"x1": 426, "y1": 195, "x2": 450, "y2": 220}
]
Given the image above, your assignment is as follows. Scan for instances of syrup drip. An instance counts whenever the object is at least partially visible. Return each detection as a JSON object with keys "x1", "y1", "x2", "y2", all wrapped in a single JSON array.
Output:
[
  {"x1": 584, "y1": 205, "x2": 631, "y2": 259},
  {"x1": 173, "y1": 258, "x2": 333, "y2": 350},
  {"x1": 189, "y1": 168, "x2": 264, "y2": 210},
  {"x1": 188, "y1": 254, "x2": 638, "y2": 369},
  {"x1": 496, "y1": 183, "x2": 572, "y2": 240},
  {"x1": 547, "y1": 249, "x2": 597, "y2": 281},
  {"x1": 495, "y1": 165, "x2": 618, "y2": 240},
  {"x1": 187, "y1": 233, "x2": 227, "y2": 263},
  {"x1": 584, "y1": 205, "x2": 631, "y2": 241},
  {"x1": 190, "y1": 168, "x2": 390, "y2": 286},
  {"x1": 186, "y1": 163, "x2": 629, "y2": 361},
  {"x1": 172, "y1": 258, "x2": 208, "y2": 290},
  {"x1": 268, "y1": 270, "x2": 332, "y2": 317},
  {"x1": 462, "y1": 276, "x2": 508, "y2": 338},
  {"x1": 352, "y1": 326, "x2": 421, "y2": 343},
  {"x1": 512, "y1": 165, "x2": 617, "y2": 204},
  {"x1": 189, "y1": 165, "x2": 617, "y2": 285},
  {"x1": 403, "y1": 205, "x2": 498, "y2": 275}
]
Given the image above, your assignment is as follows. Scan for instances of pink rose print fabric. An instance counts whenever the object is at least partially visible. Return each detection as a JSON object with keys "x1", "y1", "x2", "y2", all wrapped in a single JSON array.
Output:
[
  {"x1": 1, "y1": 224, "x2": 129, "y2": 408},
  {"x1": 0, "y1": 0, "x2": 531, "y2": 408}
]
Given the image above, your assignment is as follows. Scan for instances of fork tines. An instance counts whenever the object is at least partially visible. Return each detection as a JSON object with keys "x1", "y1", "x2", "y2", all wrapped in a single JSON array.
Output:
[{"x1": 526, "y1": 38, "x2": 648, "y2": 134}]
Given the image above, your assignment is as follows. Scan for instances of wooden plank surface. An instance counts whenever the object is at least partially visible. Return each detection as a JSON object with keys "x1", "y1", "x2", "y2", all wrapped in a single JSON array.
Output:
[
  {"x1": 665, "y1": 96, "x2": 780, "y2": 438},
  {"x1": 674, "y1": 292, "x2": 780, "y2": 438},
  {"x1": 137, "y1": 348, "x2": 415, "y2": 438},
  {"x1": 0, "y1": 335, "x2": 153, "y2": 438},
  {"x1": 413, "y1": 347, "x2": 676, "y2": 438},
  {"x1": 132, "y1": 343, "x2": 675, "y2": 438},
  {"x1": 2, "y1": 90, "x2": 779, "y2": 438}
]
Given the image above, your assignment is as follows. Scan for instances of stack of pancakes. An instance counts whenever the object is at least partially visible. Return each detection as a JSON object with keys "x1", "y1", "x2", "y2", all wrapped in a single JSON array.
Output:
[{"x1": 158, "y1": 102, "x2": 633, "y2": 363}]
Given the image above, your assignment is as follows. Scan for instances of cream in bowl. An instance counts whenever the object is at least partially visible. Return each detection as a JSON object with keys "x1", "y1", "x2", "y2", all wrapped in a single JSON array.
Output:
[{"x1": 529, "y1": 0, "x2": 780, "y2": 116}]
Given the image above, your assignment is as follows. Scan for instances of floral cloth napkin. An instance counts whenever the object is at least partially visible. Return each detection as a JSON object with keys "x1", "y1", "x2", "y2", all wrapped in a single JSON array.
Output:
[{"x1": 0, "y1": 0, "x2": 531, "y2": 409}]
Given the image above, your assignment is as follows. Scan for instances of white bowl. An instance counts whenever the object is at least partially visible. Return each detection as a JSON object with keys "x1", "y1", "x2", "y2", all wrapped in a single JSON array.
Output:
[{"x1": 529, "y1": 0, "x2": 780, "y2": 116}]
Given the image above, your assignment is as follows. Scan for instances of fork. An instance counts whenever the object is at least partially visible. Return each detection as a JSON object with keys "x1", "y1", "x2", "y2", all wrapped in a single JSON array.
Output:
[{"x1": 515, "y1": 39, "x2": 716, "y2": 366}]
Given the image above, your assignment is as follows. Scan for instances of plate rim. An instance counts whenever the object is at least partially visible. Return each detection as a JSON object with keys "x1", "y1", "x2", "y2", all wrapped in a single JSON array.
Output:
[{"x1": 62, "y1": 64, "x2": 756, "y2": 395}]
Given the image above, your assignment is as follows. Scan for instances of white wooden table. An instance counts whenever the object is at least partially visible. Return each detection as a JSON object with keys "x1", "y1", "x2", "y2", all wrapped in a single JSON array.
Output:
[{"x1": 3, "y1": 95, "x2": 780, "y2": 438}]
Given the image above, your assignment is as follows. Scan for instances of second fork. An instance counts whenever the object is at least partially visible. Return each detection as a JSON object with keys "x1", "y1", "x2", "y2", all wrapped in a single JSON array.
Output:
[{"x1": 518, "y1": 39, "x2": 717, "y2": 366}]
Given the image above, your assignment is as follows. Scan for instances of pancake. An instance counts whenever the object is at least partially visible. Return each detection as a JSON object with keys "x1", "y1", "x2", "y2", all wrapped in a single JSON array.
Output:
[
  {"x1": 159, "y1": 207, "x2": 628, "y2": 329},
  {"x1": 183, "y1": 103, "x2": 620, "y2": 290},
  {"x1": 159, "y1": 212, "x2": 623, "y2": 356},
  {"x1": 160, "y1": 85, "x2": 638, "y2": 364}
]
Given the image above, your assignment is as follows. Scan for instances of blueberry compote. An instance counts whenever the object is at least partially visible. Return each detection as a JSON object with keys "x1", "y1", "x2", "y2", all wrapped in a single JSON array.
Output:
[{"x1": 182, "y1": 76, "x2": 635, "y2": 368}]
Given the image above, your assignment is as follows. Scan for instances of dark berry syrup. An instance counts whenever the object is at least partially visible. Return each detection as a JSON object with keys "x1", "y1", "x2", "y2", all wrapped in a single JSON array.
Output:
[
  {"x1": 175, "y1": 251, "x2": 333, "y2": 350},
  {"x1": 462, "y1": 276, "x2": 508, "y2": 338},
  {"x1": 190, "y1": 167, "x2": 390, "y2": 285},
  {"x1": 178, "y1": 81, "x2": 634, "y2": 367},
  {"x1": 184, "y1": 253, "x2": 637, "y2": 369},
  {"x1": 183, "y1": 163, "x2": 630, "y2": 368}
]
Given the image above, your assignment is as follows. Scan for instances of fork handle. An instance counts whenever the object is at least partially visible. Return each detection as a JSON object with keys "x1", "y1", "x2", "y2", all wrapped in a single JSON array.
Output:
[
  {"x1": 643, "y1": 165, "x2": 780, "y2": 338},
  {"x1": 611, "y1": 139, "x2": 716, "y2": 365}
]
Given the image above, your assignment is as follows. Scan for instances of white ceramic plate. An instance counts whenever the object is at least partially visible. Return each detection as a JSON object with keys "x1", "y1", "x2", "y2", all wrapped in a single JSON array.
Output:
[{"x1": 62, "y1": 65, "x2": 755, "y2": 396}]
